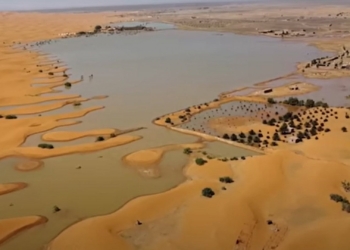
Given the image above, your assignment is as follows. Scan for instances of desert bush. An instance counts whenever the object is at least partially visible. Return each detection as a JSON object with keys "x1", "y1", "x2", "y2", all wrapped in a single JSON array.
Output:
[
  {"x1": 48, "y1": 72, "x2": 54, "y2": 76},
  {"x1": 342, "y1": 181, "x2": 350, "y2": 192},
  {"x1": 65, "y1": 82, "x2": 72, "y2": 87},
  {"x1": 219, "y1": 177, "x2": 234, "y2": 184},
  {"x1": 223, "y1": 134, "x2": 230, "y2": 140},
  {"x1": 165, "y1": 117, "x2": 171, "y2": 123},
  {"x1": 96, "y1": 136, "x2": 105, "y2": 142},
  {"x1": 249, "y1": 129, "x2": 256, "y2": 136},
  {"x1": 73, "y1": 102, "x2": 81, "y2": 106},
  {"x1": 330, "y1": 194, "x2": 349, "y2": 203},
  {"x1": 267, "y1": 98, "x2": 276, "y2": 104},
  {"x1": 239, "y1": 132, "x2": 246, "y2": 139},
  {"x1": 195, "y1": 158, "x2": 207, "y2": 166},
  {"x1": 38, "y1": 143, "x2": 54, "y2": 149},
  {"x1": 231, "y1": 157, "x2": 238, "y2": 161},
  {"x1": 231, "y1": 134, "x2": 238, "y2": 141},
  {"x1": 271, "y1": 141, "x2": 278, "y2": 146},
  {"x1": 183, "y1": 148, "x2": 193, "y2": 155},
  {"x1": 342, "y1": 127, "x2": 348, "y2": 132},
  {"x1": 5, "y1": 115, "x2": 17, "y2": 119},
  {"x1": 202, "y1": 188, "x2": 215, "y2": 198}
]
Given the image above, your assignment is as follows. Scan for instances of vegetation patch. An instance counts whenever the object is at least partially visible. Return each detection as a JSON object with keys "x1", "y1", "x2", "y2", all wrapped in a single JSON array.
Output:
[
  {"x1": 195, "y1": 158, "x2": 207, "y2": 166},
  {"x1": 65, "y1": 82, "x2": 72, "y2": 87},
  {"x1": 5, "y1": 115, "x2": 17, "y2": 119},
  {"x1": 96, "y1": 136, "x2": 105, "y2": 142},
  {"x1": 183, "y1": 148, "x2": 193, "y2": 155},
  {"x1": 38, "y1": 143, "x2": 54, "y2": 149},
  {"x1": 219, "y1": 177, "x2": 234, "y2": 184},
  {"x1": 202, "y1": 188, "x2": 215, "y2": 198}
]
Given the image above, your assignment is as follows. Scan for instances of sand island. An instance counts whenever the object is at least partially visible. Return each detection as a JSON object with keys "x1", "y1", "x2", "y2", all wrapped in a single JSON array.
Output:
[{"x1": 1, "y1": 1, "x2": 350, "y2": 250}]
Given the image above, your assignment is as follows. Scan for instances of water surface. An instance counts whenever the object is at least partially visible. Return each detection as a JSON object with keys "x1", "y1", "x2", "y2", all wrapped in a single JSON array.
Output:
[{"x1": 0, "y1": 26, "x2": 327, "y2": 250}]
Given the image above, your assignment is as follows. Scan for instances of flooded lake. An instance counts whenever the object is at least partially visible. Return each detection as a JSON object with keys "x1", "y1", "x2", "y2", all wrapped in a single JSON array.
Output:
[{"x1": 0, "y1": 25, "x2": 327, "y2": 250}]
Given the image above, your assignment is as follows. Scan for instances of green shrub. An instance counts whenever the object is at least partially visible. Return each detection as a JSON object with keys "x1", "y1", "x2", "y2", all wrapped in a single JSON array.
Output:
[
  {"x1": 202, "y1": 188, "x2": 215, "y2": 198},
  {"x1": 267, "y1": 98, "x2": 276, "y2": 104},
  {"x1": 38, "y1": 143, "x2": 54, "y2": 149},
  {"x1": 231, "y1": 134, "x2": 238, "y2": 141},
  {"x1": 219, "y1": 177, "x2": 234, "y2": 184},
  {"x1": 183, "y1": 148, "x2": 193, "y2": 155},
  {"x1": 330, "y1": 194, "x2": 349, "y2": 203},
  {"x1": 223, "y1": 134, "x2": 230, "y2": 140},
  {"x1": 5, "y1": 115, "x2": 17, "y2": 119},
  {"x1": 96, "y1": 136, "x2": 105, "y2": 142},
  {"x1": 342, "y1": 181, "x2": 350, "y2": 192},
  {"x1": 195, "y1": 158, "x2": 207, "y2": 166}
]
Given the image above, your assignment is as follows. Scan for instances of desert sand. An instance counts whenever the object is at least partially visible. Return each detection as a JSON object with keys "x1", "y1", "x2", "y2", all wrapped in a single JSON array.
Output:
[
  {"x1": 2, "y1": 2, "x2": 350, "y2": 250},
  {"x1": 42, "y1": 129, "x2": 118, "y2": 142},
  {"x1": 0, "y1": 182, "x2": 27, "y2": 196},
  {"x1": 0, "y1": 216, "x2": 47, "y2": 246}
]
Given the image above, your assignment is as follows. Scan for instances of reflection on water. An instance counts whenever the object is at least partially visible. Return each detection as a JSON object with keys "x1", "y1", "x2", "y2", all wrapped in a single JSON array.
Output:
[{"x1": 0, "y1": 26, "x2": 328, "y2": 250}]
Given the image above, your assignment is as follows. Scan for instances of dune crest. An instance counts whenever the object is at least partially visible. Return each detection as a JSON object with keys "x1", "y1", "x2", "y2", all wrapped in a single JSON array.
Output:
[{"x1": 0, "y1": 216, "x2": 47, "y2": 246}]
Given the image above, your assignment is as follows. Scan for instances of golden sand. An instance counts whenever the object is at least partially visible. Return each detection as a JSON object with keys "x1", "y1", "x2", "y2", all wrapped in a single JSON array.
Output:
[
  {"x1": 0, "y1": 183, "x2": 27, "y2": 196},
  {"x1": 42, "y1": 129, "x2": 118, "y2": 142},
  {"x1": 0, "y1": 216, "x2": 47, "y2": 246}
]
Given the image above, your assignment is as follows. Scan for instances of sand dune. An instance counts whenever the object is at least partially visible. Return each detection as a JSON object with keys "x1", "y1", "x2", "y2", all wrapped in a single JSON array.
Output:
[
  {"x1": 0, "y1": 183, "x2": 27, "y2": 196},
  {"x1": 42, "y1": 129, "x2": 118, "y2": 142},
  {"x1": 0, "y1": 216, "x2": 47, "y2": 246},
  {"x1": 50, "y1": 148, "x2": 350, "y2": 250},
  {"x1": 11, "y1": 135, "x2": 141, "y2": 159}
]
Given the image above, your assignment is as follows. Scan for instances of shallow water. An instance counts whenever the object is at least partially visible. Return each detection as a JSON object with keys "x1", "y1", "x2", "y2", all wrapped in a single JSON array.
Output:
[{"x1": 0, "y1": 26, "x2": 328, "y2": 250}]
